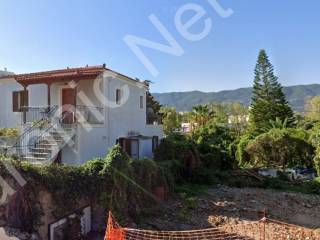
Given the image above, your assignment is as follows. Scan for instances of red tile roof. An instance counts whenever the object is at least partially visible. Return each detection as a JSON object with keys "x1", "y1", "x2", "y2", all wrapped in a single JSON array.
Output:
[
  {"x1": 0, "y1": 65, "x2": 144, "y2": 86},
  {"x1": 16, "y1": 65, "x2": 106, "y2": 84}
]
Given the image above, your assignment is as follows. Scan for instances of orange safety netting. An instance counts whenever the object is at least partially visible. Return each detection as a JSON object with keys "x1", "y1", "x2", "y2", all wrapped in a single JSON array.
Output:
[
  {"x1": 105, "y1": 211, "x2": 259, "y2": 240},
  {"x1": 104, "y1": 211, "x2": 320, "y2": 240}
]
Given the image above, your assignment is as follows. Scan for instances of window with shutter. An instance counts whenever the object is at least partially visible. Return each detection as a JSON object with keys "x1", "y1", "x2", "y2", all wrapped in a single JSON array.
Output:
[
  {"x1": 12, "y1": 91, "x2": 19, "y2": 112},
  {"x1": 12, "y1": 90, "x2": 29, "y2": 112},
  {"x1": 21, "y1": 90, "x2": 29, "y2": 109}
]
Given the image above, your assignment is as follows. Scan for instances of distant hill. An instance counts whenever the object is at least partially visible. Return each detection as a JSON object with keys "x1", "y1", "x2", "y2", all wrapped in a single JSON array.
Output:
[{"x1": 153, "y1": 84, "x2": 320, "y2": 112}]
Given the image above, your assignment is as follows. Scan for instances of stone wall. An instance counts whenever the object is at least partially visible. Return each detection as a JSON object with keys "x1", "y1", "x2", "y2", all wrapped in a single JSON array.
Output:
[{"x1": 0, "y1": 184, "x2": 92, "y2": 240}]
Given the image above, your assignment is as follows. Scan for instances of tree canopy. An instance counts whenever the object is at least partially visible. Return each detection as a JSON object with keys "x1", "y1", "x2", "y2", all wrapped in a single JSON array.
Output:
[
  {"x1": 305, "y1": 96, "x2": 320, "y2": 121},
  {"x1": 244, "y1": 128, "x2": 314, "y2": 169},
  {"x1": 249, "y1": 50, "x2": 295, "y2": 132}
]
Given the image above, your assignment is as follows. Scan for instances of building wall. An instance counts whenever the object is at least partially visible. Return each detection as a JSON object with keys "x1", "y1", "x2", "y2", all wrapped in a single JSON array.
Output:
[
  {"x1": 0, "y1": 80, "x2": 48, "y2": 128},
  {"x1": 73, "y1": 71, "x2": 163, "y2": 164},
  {"x1": 0, "y1": 79, "x2": 22, "y2": 128}
]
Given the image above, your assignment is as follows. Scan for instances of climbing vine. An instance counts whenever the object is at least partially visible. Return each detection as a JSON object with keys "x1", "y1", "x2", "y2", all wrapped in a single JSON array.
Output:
[{"x1": 0, "y1": 145, "x2": 169, "y2": 232}]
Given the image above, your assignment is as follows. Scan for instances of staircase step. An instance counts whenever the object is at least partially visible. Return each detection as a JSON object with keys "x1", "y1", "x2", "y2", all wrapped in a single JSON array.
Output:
[
  {"x1": 36, "y1": 144, "x2": 59, "y2": 148},
  {"x1": 30, "y1": 148, "x2": 52, "y2": 153},
  {"x1": 31, "y1": 152, "x2": 51, "y2": 156},
  {"x1": 50, "y1": 129, "x2": 73, "y2": 133},
  {"x1": 20, "y1": 156, "x2": 48, "y2": 161},
  {"x1": 38, "y1": 139, "x2": 62, "y2": 144}
]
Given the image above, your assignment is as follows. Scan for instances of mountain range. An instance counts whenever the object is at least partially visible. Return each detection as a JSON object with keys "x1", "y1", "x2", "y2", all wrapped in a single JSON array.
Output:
[{"x1": 153, "y1": 84, "x2": 320, "y2": 112}]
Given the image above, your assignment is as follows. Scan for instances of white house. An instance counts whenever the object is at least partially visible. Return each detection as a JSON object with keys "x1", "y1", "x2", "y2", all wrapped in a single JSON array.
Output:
[{"x1": 0, "y1": 65, "x2": 163, "y2": 165}]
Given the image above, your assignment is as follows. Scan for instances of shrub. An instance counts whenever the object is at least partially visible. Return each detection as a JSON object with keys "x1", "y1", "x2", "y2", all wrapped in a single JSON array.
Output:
[
  {"x1": 0, "y1": 128, "x2": 19, "y2": 137},
  {"x1": 244, "y1": 129, "x2": 314, "y2": 169}
]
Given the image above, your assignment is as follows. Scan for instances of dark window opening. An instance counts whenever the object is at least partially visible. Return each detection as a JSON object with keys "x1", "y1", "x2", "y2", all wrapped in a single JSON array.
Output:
[
  {"x1": 116, "y1": 89, "x2": 121, "y2": 105},
  {"x1": 13, "y1": 90, "x2": 29, "y2": 112}
]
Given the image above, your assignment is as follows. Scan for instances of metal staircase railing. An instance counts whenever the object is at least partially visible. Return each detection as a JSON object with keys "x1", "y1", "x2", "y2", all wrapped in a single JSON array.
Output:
[
  {"x1": 6, "y1": 106, "x2": 76, "y2": 164},
  {"x1": 5, "y1": 104, "x2": 103, "y2": 164}
]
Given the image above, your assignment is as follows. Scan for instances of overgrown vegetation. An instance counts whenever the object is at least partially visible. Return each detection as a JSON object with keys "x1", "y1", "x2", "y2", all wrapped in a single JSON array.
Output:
[
  {"x1": 1, "y1": 49, "x2": 320, "y2": 236},
  {"x1": 0, "y1": 128, "x2": 19, "y2": 137},
  {"x1": 156, "y1": 49, "x2": 320, "y2": 190},
  {"x1": 0, "y1": 145, "x2": 169, "y2": 232}
]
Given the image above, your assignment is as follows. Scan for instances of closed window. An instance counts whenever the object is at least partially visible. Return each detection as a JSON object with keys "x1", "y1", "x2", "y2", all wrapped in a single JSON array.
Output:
[
  {"x1": 12, "y1": 90, "x2": 28, "y2": 112},
  {"x1": 140, "y1": 96, "x2": 143, "y2": 109},
  {"x1": 116, "y1": 89, "x2": 121, "y2": 105}
]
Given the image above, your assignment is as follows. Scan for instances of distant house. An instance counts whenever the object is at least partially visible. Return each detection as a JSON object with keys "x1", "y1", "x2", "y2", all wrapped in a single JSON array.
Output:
[
  {"x1": 227, "y1": 115, "x2": 249, "y2": 125},
  {"x1": 181, "y1": 122, "x2": 198, "y2": 133},
  {"x1": 0, "y1": 65, "x2": 163, "y2": 164}
]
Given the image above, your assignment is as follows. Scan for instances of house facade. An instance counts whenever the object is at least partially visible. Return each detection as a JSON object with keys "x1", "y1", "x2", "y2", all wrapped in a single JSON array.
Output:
[{"x1": 0, "y1": 65, "x2": 163, "y2": 165}]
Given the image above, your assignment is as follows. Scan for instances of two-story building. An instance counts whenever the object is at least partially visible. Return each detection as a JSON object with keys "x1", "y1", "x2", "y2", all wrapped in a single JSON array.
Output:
[{"x1": 0, "y1": 65, "x2": 163, "y2": 165}]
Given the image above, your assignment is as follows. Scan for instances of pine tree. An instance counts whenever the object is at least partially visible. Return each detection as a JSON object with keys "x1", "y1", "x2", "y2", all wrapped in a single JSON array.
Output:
[{"x1": 249, "y1": 50, "x2": 295, "y2": 132}]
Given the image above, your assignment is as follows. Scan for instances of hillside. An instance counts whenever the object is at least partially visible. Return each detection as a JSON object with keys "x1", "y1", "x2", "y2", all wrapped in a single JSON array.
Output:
[{"x1": 153, "y1": 84, "x2": 320, "y2": 112}]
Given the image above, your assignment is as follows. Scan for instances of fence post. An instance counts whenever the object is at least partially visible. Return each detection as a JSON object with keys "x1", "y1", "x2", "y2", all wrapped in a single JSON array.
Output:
[{"x1": 260, "y1": 209, "x2": 266, "y2": 240}]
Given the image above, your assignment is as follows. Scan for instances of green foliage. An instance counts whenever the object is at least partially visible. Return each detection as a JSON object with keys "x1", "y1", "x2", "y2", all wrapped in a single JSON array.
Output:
[
  {"x1": 192, "y1": 123, "x2": 236, "y2": 170},
  {"x1": 154, "y1": 133, "x2": 193, "y2": 162},
  {"x1": 236, "y1": 133, "x2": 255, "y2": 166},
  {"x1": 154, "y1": 124, "x2": 237, "y2": 185},
  {"x1": 154, "y1": 133, "x2": 202, "y2": 182},
  {"x1": 0, "y1": 128, "x2": 19, "y2": 137},
  {"x1": 191, "y1": 104, "x2": 215, "y2": 127},
  {"x1": 0, "y1": 145, "x2": 169, "y2": 231},
  {"x1": 249, "y1": 49, "x2": 295, "y2": 132},
  {"x1": 310, "y1": 123, "x2": 320, "y2": 175},
  {"x1": 146, "y1": 91, "x2": 162, "y2": 124},
  {"x1": 245, "y1": 128, "x2": 314, "y2": 169},
  {"x1": 160, "y1": 107, "x2": 181, "y2": 135},
  {"x1": 305, "y1": 96, "x2": 320, "y2": 121}
]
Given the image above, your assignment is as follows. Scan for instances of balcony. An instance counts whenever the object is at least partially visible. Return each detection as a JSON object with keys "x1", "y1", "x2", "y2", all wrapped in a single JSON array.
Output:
[{"x1": 21, "y1": 105, "x2": 104, "y2": 125}]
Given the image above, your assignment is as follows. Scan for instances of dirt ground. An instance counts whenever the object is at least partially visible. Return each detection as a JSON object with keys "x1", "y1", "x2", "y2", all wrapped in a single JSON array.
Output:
[{"x1": 137, "y1": 186, "x2": 320, "y2": 231}]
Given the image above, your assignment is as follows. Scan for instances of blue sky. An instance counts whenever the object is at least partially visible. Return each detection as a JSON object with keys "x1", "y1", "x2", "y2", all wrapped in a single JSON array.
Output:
[{"x1": 0, "y1": 0, "x2": 319, "y2": 93}]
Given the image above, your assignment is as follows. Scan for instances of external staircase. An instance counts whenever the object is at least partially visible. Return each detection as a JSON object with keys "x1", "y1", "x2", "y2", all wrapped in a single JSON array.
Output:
[{"x1": 9, "y1": 107, "x2": 76, "y2": 164}]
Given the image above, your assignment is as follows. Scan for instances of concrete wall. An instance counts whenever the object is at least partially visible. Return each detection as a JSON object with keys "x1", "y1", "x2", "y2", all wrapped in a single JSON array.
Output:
[
  {"x1": 0, "y1": 80, "x2": 48, "y2": 128},
  {"x1": 70, "y1": 71, "x2": 163, "y2": 164},
  {"x1": 0, "y1": 79, "x2": 23, "y2": 128},
  {"x1": 73, "y1": 72, "x2": 151, "y2": 163}
]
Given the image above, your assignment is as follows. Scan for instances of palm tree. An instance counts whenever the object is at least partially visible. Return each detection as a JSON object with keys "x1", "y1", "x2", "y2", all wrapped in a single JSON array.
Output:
[
  {"x1": 191, "y1": 104, "x2": 215, "y2": 128},
  {"x1": 262, "y1": 117, "x2": 288, "y2": 132}
]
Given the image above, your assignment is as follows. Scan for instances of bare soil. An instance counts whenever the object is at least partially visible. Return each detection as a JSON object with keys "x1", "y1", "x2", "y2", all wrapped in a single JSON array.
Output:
[{"x1": 137, "y1": 186, "x2": 320, "y2": 231}]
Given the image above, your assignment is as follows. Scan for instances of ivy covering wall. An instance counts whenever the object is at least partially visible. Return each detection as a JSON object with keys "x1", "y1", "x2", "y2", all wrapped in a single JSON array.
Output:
[{"x1": 0, "y1": 145, "x2": 169, "y2": 234}]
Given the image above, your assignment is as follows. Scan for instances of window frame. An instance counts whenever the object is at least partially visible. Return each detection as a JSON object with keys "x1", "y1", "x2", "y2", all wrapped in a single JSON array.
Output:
[
  {"x1": 140, "y1": 95, "x2": 144, "y2": 109},
  {"x1": 116, "y1": 89, "x2": 121, "y2": 105},
  {"x1": 12, "y1": 90, "x2": 29, "y2": 112}
]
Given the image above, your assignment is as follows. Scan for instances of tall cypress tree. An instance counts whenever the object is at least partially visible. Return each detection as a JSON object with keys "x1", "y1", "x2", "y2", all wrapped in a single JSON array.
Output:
[{"x1": 249, "y1": 50, "x2": 294, "y2": 131}]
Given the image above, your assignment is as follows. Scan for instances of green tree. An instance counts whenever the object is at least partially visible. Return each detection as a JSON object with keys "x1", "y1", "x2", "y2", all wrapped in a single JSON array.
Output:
[
  {"x1": 249, "y1": 50, "x2": 295, "y2": 132},
  {"x1": 146, "y1": 91, "x2": 162, "y2": 124},
  {"x1": 160, "y1": 107, "x2": 181, "y2": 135},
  {"x1": 210, "y1": 103, "x2": 228, "y2": 124},
  {"x1": 244, "y1": 129, "x2": 314, "y2": 169},
  {"x1": 191, "y1": 104, "x2": 215, "y2": 127},
  {"x1": 192, "y1": 122, "x2": 236, "y2": 170},
  {"x1": 305, "y1": 96, "x2": 320, "y2": 121}
]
